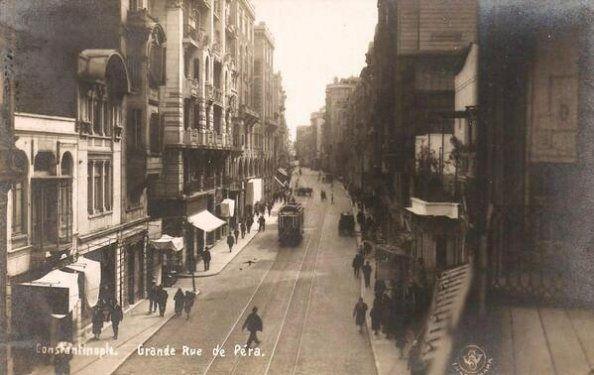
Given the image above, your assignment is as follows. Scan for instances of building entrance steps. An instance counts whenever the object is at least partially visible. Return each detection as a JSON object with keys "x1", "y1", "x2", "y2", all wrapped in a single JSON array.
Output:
[{"x1": 179, "y1": 201, "x2": 282, "y2": 278}]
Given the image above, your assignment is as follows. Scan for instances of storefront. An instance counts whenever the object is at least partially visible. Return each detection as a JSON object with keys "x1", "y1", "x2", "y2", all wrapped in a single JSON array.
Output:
[
  {"x1": 149, "y1": 235, "x2": 184, "y2": 287},
  {"x1": 122, "y1": 236, "x2": 145, "y2": 308},
  {"x1": 187, "y1": 210, "x2": 226, "y2": 256}
]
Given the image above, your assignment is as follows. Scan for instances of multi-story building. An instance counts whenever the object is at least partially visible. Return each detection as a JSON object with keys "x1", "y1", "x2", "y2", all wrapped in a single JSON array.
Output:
[
  {"x1": 254, "y1": 22, "x2": 278, "y2": 201},
  {"x1": 3, "y1": 1, "x2": 168, "y2": 373},
  {"x1": 323, "y1": 77, "x2": 357, "y2": 175},
  {"x1": 150, "y1": 0, "x2": 243, "y2": 271},
  {"x1": 309, "y1": 109, "x2": 324, "y2": 170},
  {"x1": 295, "y1": 125, "x2": 315, "y2": 167}
]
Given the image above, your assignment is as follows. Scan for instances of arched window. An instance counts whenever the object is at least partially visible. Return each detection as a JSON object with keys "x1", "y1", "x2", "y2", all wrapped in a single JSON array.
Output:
[
  {"x1": 61, "y1": 152, "x2": 73, "y2": 176},
  {"x1": 34, "y1": 152, "x2": 56, "y2": 176}
]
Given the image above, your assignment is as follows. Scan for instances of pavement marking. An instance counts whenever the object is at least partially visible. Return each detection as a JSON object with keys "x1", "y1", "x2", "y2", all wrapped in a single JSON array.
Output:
[
  {"x1": 202, "y1": 254, "x2": 276, "y2": 375},
  {"x1": 264, "y1": 207, "x2": 326, "y2": 374},
  {"x1": 290, "y1": 203, "x2": 328, "y2": 375}
]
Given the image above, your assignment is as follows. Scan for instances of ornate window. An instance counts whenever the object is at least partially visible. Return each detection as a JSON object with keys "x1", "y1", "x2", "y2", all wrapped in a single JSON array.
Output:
[{"x1": 11, "y1": 181, "x2": 26, "y2": 236}]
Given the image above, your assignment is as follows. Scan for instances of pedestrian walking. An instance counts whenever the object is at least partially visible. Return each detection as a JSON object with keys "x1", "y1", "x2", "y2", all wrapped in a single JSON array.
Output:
[
  {"x1": 110, "y1": 301, "x2": 123, "y2": 339},
  {"x1": 247, "y1": 216, "x2": 254, "y2": 233},
  {"x1": 148, "y1": 282, "x2": 157, "y2": 314},
  {"x1": 184, "y1": 290, "x2": 196, "y2": 320},
  {"x1": 353, "y1": 297, "x2": 368, "y2": 333},
  {"x1": 370, "y1": 303, "x2": 381, "y2": 336},
  {"x1": 91, "y1": 305, "x2": 103, "y2": 340},
  {"x1": 362, "y1": 261, "x2": 372, "y2": 288},
  {"x1": 53, "y1": 341, "x2": 73, "y2": 375},
  {"x1": 258, "y1": 215, "x2": 266, "y2": 232},
  {"x1": 203, "y1": 248, "x2": 211, "y2": 271},
  {"x1": 227, "y1": 233, "x2": 235, "y2": 252},
  {"x1": 242, "y1": 307, "x2": 263, "y2": 348},
  {"x1": 267, "y1": 202, "x2": 272, "y2": 217},
  {"x1": 157, "y1": 285, "x2": 168, "y2": 317},
  {"x1": 331, "y1": 191, "x2": 334, "y2": 204},
  {"x1": 174, "y1": 288, "x2": 185, "y2": 317},
  {"x1": 240, "y1": 221, "x2": 246, "y2": 238},
  {"x1": 234, "y1": 227, "x2": 240, "y2": 243},
  {"x1": 352, "y1": 252, "x2": 363, "y2": 278}
]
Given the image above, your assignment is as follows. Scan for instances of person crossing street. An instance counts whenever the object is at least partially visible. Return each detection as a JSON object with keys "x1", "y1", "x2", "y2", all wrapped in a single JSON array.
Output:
[
  {"x1": 242, "y1": 307, "x2": 263, "y2": 348},
  {"x1": 353, "y1": 297, "x2": 368, "y2": 333}
]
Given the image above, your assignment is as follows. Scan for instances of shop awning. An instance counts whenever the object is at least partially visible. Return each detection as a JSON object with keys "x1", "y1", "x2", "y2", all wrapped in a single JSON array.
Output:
[
  {"x1": 150, "y1": 235, "x2": 184, "y2": 252},
  {"x1": 277, "y1": 168, "x2": 288, "y2": 177},
  {"x1": 221, "y1": 198, "x2": 235, "y2": 218},
  {"x1": 22, "y1": 270, "x2": 79, "y2": 312},
  {"x1": 65, "y1": 256, "x2": 101, "y2": 307},
  {"x1": 188, "y1": 210, "x2": 226, "y2": 232}
]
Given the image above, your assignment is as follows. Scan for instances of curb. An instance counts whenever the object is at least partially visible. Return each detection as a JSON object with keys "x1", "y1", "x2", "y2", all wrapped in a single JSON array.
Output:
[{"x1": 176, "y1": 229, "x2": 260, "y2": 278}]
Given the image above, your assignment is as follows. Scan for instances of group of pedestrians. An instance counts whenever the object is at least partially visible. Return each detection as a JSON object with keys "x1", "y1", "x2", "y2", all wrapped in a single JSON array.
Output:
[
  {"x1": 148, "y1": 282, "x2": 170, "y2": 317},
  {"x1": 91, "y1": 298, "x2": 123, "y2": 340},
  {"x1": 173, "y1": 288, "x2": 197, "y2": 320}
]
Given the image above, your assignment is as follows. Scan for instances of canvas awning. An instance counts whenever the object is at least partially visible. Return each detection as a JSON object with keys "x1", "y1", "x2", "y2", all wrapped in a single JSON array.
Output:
[
  {"x1": 277, "y1": 168, "x2": 288, "y2": 177},
  {"x1": 22, "y1": 270, "x2": 79, "y2": 312},
  {"x1": 221, "y1": 198, "x2": 235, "y2": 218},
  {"x1": 150, "y1": 234, "x2": 184, "y2": 252},
  {"x1": 188, "y1": 210, "x2": 226, "y2": 232},
  {"x1": 65, "y1": 256, "x2": 101, "y2": 307}
]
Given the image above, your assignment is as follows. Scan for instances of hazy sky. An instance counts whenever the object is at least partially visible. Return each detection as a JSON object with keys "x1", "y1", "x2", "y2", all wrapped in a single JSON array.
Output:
[{"x1": 253, "y1": 0, "x2": 377, "y2": 139}]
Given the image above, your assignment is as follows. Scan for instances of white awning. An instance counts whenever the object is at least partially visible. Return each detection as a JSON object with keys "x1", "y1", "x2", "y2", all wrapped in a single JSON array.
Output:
[
  {"x1": 277, "y1": 168, "x2": 288, "y2": 177},
  {"x1": 188, "y1": 210, "x2": 226, "y2": 232},
  {"x1": 65, "y1": 257, "x2": 101, "y2": 307},
  {"x1": 23, "y1": 270, "x2": 79, "y2": 312},
  {"x1": 221, "y1": 198, "x2": 235, "y2": 218},
  {"x1": 150, "y1": 234, "x2": 184, "y2": 252}
]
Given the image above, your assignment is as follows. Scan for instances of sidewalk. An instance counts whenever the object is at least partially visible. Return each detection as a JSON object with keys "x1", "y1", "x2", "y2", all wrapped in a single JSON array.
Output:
[
  {"x1": 32, "y1": 204, "x2": 282, "y2": 374},
  {"x1": 180, "y1": 202, "x2": 281, "y2": 277},
  {"x1": 351, "y1": 203, "x2": 409, "y2": 375},
  {"x1": 32, "y1": 288, "x2": 178, "y2": 375}
]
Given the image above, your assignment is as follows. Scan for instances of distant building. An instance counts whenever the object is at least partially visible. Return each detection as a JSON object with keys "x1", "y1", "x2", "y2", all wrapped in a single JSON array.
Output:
[{"x1": 295, "y1": 125, "x2": 315, "y2": 167}]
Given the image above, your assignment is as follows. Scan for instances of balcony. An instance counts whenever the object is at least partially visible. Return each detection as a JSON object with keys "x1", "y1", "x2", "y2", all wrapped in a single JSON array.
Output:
[
  {"x1": 206, "y1": 84, "x2": 224, "y2": 105},
  {"x1": 184, "y1": 20, "x2": 207, "y2": 49},
  {"x1": 406, "y1": 197, "x2": 459, "y2": 219},
  {"x1": 181, "y1": 128, "x2": 234, "y2": 150},
  {"x1": 240, "y1": 104, "x2": 259, "y2": 126},
  {"x1": 184, "y1": 78, "x2": 202, "y2": 98}
]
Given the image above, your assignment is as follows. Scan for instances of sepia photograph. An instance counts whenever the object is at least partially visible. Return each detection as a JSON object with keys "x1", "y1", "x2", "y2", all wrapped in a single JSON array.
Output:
[{"x1": 0, "y1": 0, "x2": 593, "y2": 374}]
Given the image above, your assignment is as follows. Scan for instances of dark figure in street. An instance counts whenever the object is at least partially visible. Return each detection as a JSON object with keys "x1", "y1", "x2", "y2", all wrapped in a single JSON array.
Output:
[
  {"x1": 267, "y1": 202, "x2": 272, "y2": 216},
  {"x1": 174, "y1": 288, "x2": 185, "y2": 317},
  {"x1": 362, "y1": 261, "x2": 372, "y2": 288},
  {"x1": 240, "y1": 221, "x2": 246, "y2": 238},
  {"x1": 234, "y1": 227, "x2": 240, "y2": 242},
  {"x1": 227, "y1": 233, "x2": 235, "y2": 252},
  {"x1": 247, "y1": 216, "x2": 254, "y2": 233},
  {"x1": 370, "y1": 303, "x2": 382, "y2": 335},
  {"x1": 242, "y1": 307, "x2": 263, "y2": 348},
  {"x1": 331, "y1": 191, "x2": 334, "y2": 204},
  {"x1": 258, "y1": 215, "x2": 266, "y2": 232},
  {"x1": 91, "y1": 305, "x2": 103, "y2": 340},
  {"x1": 158, "y1": 286, "x2": 168, "y2": 317},
  {"x1": 184, "y1": 290, "x2": 196, "y2": 320},
  {"x1": 203, "y1": 248, "x2": 211, "y2": 271},
  {"x1": 353, "y1": 297, "x2": 368, "y2": 333},
  {"x1": 352, "y1": 252, "x2": 364, "y2": 278},
  {"x1": 110, "y1": 301, "x2": 123, "y2": 339},
  {"x1": 148, "y1": 282, "x2": 157, "y2": 314},
  {"x1": 53, "y1": 342, "x2": 73, "y2": 375}
]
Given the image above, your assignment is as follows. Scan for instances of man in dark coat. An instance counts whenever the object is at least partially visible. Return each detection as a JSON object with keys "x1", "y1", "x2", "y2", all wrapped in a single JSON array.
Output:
[
  {"x1": 157, "y1": 286, "x2": 168, "y2": 317},
  {"x1": 352, "y1": 252, "x2": 364, "y2": 278},
  {"x1": 370, "y1": 302, "x2": 381, "y2": 335},
  {"x1": 203, "y1": 248, "x2": 211, "y2": 271},
  {"x1": 184, "y1": 290, "x2": 196, "y2": 320},
  {"x1": 258, "y1": 215, "x2": 266, "y2": 232},
  {"x1": 242, "y1": 307, "x2": 263, "y2": 347},
  {"x1": 353, "y1": 297, "x2": 368, "y2": 333},
  {"x1": 174, "y1": 288, "x2": 185, "y2": 317},
  {"x1": 227, "y1": 233, "x2": 235, "y2": 252},
  {"x1": 148, "y1": 282, "x2": 157, "y2": 314},
  {"x1": 247, "y1": 216, "x2": 254, "y2": 233},
  {"x1": 234, "y1": 227, "x2": 240, "y2": 243},
  {"x1": 362, "y1": 261, "x2": 372, "y2": 288},
  {"x1": 91, "y1": 305, "x2": 103, "y2": 340},
  {"x1": 110, "y1": 301, "x2": 123, "y2": 339},
  {"x1": 240, "y1": 221, "x2": 246, "y2": 238}
]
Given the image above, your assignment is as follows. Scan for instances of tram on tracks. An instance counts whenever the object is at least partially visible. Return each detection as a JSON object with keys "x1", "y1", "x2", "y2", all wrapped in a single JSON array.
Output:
[{"x1": 277, "y1": 203, "x2": 304, "y2": 246}]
